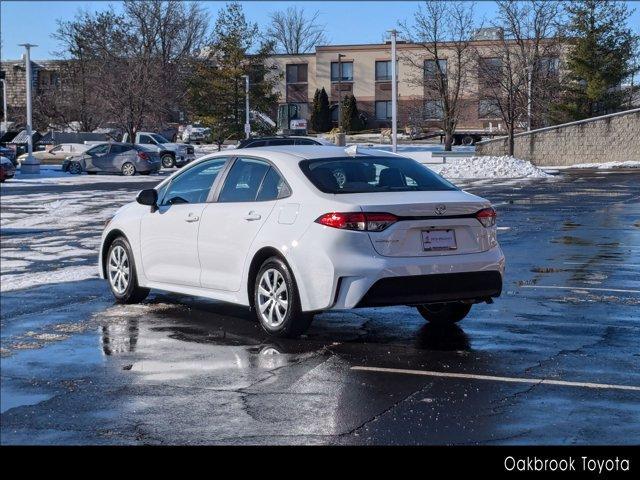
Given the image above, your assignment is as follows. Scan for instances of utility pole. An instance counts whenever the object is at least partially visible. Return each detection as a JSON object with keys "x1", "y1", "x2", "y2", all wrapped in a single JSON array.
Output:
[
  {"x1": 19, "y1": 43, "x2": 39, "y2": 174},
  {"x1": 337, "y1": 53, "x2": 345, "y2": 131},
  {"x1": 242, "y1": 75, "x2": 250, "y2": 139},
  {"x1": 388, "y1": 29, "x2": 398, "y2": 153}
]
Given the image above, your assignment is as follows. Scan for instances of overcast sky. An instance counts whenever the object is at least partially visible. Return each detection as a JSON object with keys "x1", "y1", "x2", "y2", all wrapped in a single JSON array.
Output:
[{"x1": 2, "y1": 1, "x2": 639, "y2": 60}]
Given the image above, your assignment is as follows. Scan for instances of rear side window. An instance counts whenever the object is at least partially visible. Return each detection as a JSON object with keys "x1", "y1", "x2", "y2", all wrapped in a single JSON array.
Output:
[
  {"x1": 256, "y1": 168, "x2": 291, "y2": 201},
  {"x1": 267, "y1": 139, "x2": 296, "y2": 146},
  {"x1": 244, "y1": 140, "x2": 267, "y2": 148},
  {"x1": 218, "y1": 158, "x2": 270, "y2": 202},
  {"x1": 299, "y1": 156, "x2": 457, "y2": 194},
  {"x1": 294, "y1": 138, "x2": 318, "y2": 146},
  {"x1": 111, "y1": 145, "x2": 132, "y2": 154}
]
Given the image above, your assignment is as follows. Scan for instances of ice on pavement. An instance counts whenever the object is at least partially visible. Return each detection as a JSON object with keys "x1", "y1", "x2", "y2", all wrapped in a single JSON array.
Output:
[
  {"x1": 1, "y1": 265, "x2": 99, "y2": 292},
  {"x1": 437, "y1": 156, "x2": 551, "y2": 179}
]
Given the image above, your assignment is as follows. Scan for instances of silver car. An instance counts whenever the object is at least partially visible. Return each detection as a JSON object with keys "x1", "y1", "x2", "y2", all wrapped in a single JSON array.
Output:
[{"x1": 62, "y1": 143, "x2": 161, "y2": 176}]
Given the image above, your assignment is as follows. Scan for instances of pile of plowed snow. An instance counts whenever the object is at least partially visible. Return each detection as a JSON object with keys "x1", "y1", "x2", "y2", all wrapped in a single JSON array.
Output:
[{"x1": 438, "y1": 155, "x2": 550, "y2": 179}]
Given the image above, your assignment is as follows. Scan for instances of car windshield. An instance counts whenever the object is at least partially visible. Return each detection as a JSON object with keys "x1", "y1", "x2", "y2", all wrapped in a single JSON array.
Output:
[
  {"x1": 299, "y1": 156, "x2": 458, "y2": 194},
  {"x1": 150, "y1": 134, "x2": 170, "y2": 144}
]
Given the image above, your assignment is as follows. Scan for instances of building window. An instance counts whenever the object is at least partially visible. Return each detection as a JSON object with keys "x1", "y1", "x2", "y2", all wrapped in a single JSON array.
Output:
[
  {"x1": 286, "y1": 64, "x2": 308, "y2": 84},
  {"x1": 375, "y1": 100, "x2": 392, "y2": 120},
  {"x1": 331, "y1": 104, "x2": 339, "y2": 122},
  {"x1": 478, "y1": 99, "x2": 501, "y2": 118},
  {"x1": 424, "y1": 59, "x2": 447, "y2": 79},
  {"x1": 479, "y1": 57, "x2": 502, "y2": 78},
  {"x1": 537, "y1": 57, "x2": 559, "y2": 77},
  {"x1": 375, "y1": 61, "x2": 392, "y2": 81},
  {"x1": 331, "y1": 61, "x2": 353, "y2": 82},
  {"x1": 424, "y1": 99, "x2": 444, "y2": 120}
]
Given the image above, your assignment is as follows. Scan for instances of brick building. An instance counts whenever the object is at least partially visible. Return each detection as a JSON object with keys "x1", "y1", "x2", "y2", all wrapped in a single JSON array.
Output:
[{"x1": 269, "y1": 37, "x2": 562, "y2": 132}]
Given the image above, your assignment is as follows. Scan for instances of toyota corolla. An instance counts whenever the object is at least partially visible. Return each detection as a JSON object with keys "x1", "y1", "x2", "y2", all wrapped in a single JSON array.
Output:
[{"x1": 99, "y1": 146, "x2": 504, "y2": 337}]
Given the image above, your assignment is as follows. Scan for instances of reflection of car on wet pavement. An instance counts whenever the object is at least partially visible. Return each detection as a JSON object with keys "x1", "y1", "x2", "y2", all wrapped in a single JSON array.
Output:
[
  {"x1": 62, "y1": 142, "x2": 161, "y2": 176},
  {"x1": 99, "y1": 146, "x2": 504, "y2": 338}
]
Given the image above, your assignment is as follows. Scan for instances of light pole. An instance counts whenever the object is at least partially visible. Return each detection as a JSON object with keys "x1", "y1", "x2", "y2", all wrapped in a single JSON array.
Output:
[
  {"x1": 0, "y1": 78, "x2": 7, "y2": 135},
  {"x1": 337, "y1": 53, "x2": 345, "y2": 131},
  {"x1": 388, "y1": 29, "x2": 398, "y2": 153},
  {"x1": 242, "y1": 74, "x2": 250, "y2": 139},
  {"x1": 19, "y1": 43, "x2": 39, "y2": 174}
]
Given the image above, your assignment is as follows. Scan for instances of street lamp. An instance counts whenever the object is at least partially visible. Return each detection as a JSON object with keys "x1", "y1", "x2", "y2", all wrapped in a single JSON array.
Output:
[
  {"x1": 242, "y1": 74, "x2": 250, "y2": 139},
  {"x1": 526, "y1": 64, "x2": 533, "y2": 132},
  {"x1": 18, "y1": 43, "x2": 39, "y2": 174},
  {"x1": 337, "y1": 53, "x2": 345, "y2": 131},
  {"x1": 388, "y1": 29, "x2": 398, "y2": 153},
  {"x1": 0, "y1": 77, "x2": 7, "y2": 135}
]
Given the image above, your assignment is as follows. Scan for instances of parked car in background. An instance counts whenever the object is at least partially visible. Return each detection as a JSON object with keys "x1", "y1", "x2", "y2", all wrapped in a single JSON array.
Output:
[
  {"x1": 181, "y1": 125, "x2": 211, "y2": 144},
  {"x1": 99, "y1": 146, "x2": 504, "y2": 338},
  {"x1": 0, "y1": 146, "x2": 17, "y2": 166},
  {"x1": 17, "y1": 143, "x2": 90, "y2": 165},
  {"x1": 121, "y1": 131, "x2": 194, "y2": 169},
  {"x1": 236, "y1": 136, "x2": 334, "y2": 149},
  {"x1": 62, "y1": 143, "x2": 161, "y2": 176},
  {"x1": 0, "y1": 156, "x2": 16, "y2": 182}
]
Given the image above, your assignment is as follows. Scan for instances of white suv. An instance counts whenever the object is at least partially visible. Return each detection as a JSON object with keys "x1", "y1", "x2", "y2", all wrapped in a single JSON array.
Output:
[{"x1": 99, "y1": 146, "x2": 504, "y2": 337}]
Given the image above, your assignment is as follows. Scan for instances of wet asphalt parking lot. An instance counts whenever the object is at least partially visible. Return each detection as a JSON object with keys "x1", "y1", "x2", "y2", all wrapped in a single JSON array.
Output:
[{"x1": 1, "y1": 169, "x2": 639, "y2": 445}]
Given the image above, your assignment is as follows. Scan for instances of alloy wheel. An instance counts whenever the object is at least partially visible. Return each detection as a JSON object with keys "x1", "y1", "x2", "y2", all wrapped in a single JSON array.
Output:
[
  {"x1": 108, "y1": 245, "x2": 130, "y2": 294},
  {"x1": 257, "y1": 268, "x2": 289, "y2": 327},
  {"x1": 122, "y1": 163, "x2": 135, "y2": 176}
]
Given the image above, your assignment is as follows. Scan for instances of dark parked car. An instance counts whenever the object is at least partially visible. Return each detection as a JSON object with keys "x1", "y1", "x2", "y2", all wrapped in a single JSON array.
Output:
[
  {"x1": 236, "y1": 136, "x2": 334, "y2": 149},
  {"x1": 1, "y1": 156, "x2": 16, "y2": 182},
  {"x1": 0, "y1": 146, "x2": 17, "y2": 166},
  {"x1": 62, "y1": 143, "x2": 161, "y2": 176}
]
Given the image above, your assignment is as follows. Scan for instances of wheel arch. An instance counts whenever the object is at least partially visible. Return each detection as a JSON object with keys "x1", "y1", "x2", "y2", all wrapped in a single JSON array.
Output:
[
  {"x1": 101, "y1": 229, "x2": 128, "y2": 278},
  {"x1": 246, "y1": 247, "x2": 293, "y2": 310},
  {"x1": 159, "y1": 149, "x2": 175, "y2": 159}
]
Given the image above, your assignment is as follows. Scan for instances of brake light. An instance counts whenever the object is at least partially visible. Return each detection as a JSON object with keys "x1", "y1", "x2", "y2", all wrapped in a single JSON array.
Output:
[
  {"x1": 476, "y1": 207, "x2": 497, "y2": 227},
  {"x1": 137, "y1": 151, "x2": 149, "y2": 160},
  {"x1": 315, "y1": 212, "x2": 398, "y2": 232}
]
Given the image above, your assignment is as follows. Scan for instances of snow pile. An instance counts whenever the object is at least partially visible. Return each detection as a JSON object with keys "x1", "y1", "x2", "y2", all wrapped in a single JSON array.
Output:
[
  {"x1": 559, "y1": 160, "x2": 640, "y2": 169},
  {"x1": 438, "y1": 155, "x2": 551, "y2": 179}
]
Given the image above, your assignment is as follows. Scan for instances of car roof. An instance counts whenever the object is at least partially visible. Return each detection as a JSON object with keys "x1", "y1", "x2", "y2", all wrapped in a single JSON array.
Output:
[{"x1": 209, "y1": 145, "x2": 399, "y2": 161}]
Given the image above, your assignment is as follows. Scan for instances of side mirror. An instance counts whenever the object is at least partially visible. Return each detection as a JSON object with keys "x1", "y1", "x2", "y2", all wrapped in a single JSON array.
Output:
[{"x1": 136, "y1": 188, "x2": 158, "y2": 207}]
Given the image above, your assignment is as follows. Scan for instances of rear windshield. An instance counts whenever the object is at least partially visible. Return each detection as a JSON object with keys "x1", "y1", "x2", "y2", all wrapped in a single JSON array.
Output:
[{"x1": 299, "y1": 156, "x2": 457, "y2": 193}]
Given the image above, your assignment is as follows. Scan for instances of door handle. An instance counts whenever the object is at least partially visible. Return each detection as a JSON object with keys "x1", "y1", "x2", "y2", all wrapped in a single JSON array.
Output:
[
  {"x1": 185, "y1": 213, "x2": 199, "y2": 223},
  {"x1": 244, "y1": 211, "x2": 261, "y2": 221}
]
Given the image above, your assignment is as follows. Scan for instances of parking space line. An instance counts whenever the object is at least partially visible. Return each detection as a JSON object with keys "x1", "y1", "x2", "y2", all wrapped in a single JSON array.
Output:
[
  {"x1": 351, "y1": 366, "x2": 640, "y2": 392},
  {"x1": 521, "y1": 285, "x2": 640, "y2": 294}
]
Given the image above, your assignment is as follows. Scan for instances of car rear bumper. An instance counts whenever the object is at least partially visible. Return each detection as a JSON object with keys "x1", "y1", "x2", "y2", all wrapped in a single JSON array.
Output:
[{"x1": 355, "y1": 270, "x2": 502, "y2": 308}]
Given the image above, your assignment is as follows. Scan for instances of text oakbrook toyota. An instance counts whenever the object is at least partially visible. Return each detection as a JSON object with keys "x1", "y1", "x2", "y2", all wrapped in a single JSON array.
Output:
[{"x1": 99, "y1": 146, "x2": 505, "y2": 337}]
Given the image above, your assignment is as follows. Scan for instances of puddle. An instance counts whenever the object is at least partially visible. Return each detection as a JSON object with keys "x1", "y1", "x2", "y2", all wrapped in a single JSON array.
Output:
[{"x1": 0, "y1": 385, "x2": 53, "y2": 414}]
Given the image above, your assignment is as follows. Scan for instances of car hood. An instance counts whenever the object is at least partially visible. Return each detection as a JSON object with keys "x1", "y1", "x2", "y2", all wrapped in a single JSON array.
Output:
[{"x1": 161, "y1": 142, "x2": 187, "y2": 151}]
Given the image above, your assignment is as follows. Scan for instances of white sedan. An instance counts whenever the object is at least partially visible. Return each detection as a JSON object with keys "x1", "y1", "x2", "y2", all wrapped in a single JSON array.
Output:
[{"x1": 99, "y1": 146, "x2": 505, "y2": 337}]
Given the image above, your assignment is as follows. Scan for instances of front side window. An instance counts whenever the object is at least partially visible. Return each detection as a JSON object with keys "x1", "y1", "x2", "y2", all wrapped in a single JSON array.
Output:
[
  {"x1": 375, "y1": 100, "x2": 392, "y2": 120},
  {"x1": 300, "y1": 157, "x2": 457, "y2": 194},
  {"x1": 139, "y1": 135, "x2": 154, "y2": 145},
  {"x1": 218, "y1": 158, "x2": 271, "y2": 202},
  {"x1": 331, "y1": 61, "x2": 353, "y2": 81},
  {"x1": 150, "y1": 133, "x2": 169, "y2": 144},
  {"x1": 88, "y1": 144, "x2": 110, "y2": 155},
  {"x1": 161, "y1": 158, "x2": 227, "y2": 205}
]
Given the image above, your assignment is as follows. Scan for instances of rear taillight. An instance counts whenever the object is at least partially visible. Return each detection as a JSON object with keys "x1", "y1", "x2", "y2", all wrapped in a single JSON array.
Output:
[
  {"x1": 476, "y1": 207, "x2": 497, "y2": 227},
  {"x1": 315, "y1": 212, "x2": 398, "y2": 232},
  {"x1": 137, "y1": 152, "x2": 149, "y2": 160}
]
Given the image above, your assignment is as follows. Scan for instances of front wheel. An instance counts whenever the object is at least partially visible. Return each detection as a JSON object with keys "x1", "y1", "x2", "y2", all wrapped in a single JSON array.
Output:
[
  {"x1": 417, "y1": 302, "x2": 472, "y2": 325},
  {"x1": 253, "y1": 257, "x2": 313, "y2": 338},
  {"x1": 107, "y1": 237, "x2": 149, "y2": 304},
  {"x1": 68, "y1": 161, "x2": 83, "y2": 175},
  {"x1": 121, "y1": 162, "x2": 136, "y2": 176},
  {"x1": 161, "y1": 154, "x2": 174, "y2": 169}
]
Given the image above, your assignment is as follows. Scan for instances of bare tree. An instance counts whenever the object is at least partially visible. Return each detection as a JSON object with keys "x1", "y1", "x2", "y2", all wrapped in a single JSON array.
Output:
[
  {"x1": 476, "y1": 0, "x2": 562, "y2": 155},
  {"x1": 267, "y1": 6, "x2": 327, "y2": 54},
  {"x1": 400, "y1": 1, "x2": 480, "y2": 151}
]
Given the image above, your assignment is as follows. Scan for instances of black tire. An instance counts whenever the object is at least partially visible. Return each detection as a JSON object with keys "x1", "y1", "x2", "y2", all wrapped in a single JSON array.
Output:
[
  {"x1": 253, "y1": 256, "x2": 313, "y2": 338},
  {"x1": 121, "y1": 162, "x2": 136, "y2": 176},
  {"x1": 106, "y1": 236, "x2": 149, "y2": 304},
  {"x1": 68, "y1": 161, "x2": 83, "y2": 175},
  {"x1": 417, "y1": 302, "x2": 472, "y2": 325},
  {"x1": 161, "y1": 154, "x2": 174, "y2": 169},
  {"x1": 87, "y1": 171, "x2": 97, "y2": 175}
]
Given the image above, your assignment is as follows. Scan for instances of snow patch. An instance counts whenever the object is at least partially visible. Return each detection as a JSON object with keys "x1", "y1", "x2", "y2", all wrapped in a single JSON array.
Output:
[
  {"x1": 1, "y1": 265, "x2": 99, "y2": 292},
  {"x1": 438, "y1": 155, "x2": 551, "y2": 179},
  {"x1": 547, "y1": 161, "x2": 640, "y2": 170}
]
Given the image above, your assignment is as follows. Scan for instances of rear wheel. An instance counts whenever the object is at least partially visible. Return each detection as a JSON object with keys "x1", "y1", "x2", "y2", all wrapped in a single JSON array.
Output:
[
  {"x1": 107, "y1": 237, "x2": 149, "y2": 304},
  {"x1": 417, "y1": 302, "x2": 472, "y2": 325},
  {"x1": 121, "y1": 162, "x2": 136, "y2": 176},
  {"x1": 253, "y1": 257, "x2": 313, "y2": 338},
  {"x1": 161, "y1": 154, "x2": 174, "y2": 169}
]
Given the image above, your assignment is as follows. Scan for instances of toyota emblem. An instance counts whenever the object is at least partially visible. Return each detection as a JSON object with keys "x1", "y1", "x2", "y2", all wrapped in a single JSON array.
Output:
[{"x1": 435, "y1": 204, "x2": 446, "y2": 215}]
